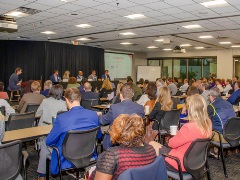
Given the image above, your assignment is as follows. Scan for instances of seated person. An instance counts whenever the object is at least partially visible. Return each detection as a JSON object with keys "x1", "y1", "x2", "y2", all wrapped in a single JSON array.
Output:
[
  {"x1": 167, "y1": 78, "x2": 178, "y2": 96},
  {"x1": 90, "y1": 114, "x2": 157, "y2": 180},
  {"x1": 179, "y1": 79, "x2": 189, "y2": 92},
  {"x1": 0, "y1": 98, "x2": 15, "y2": 116},
  {"x1": 215, "y1": 79, "x2": 223, "y2": 93},
  {"x1": 40, "y1": 80, "x2": 52, "y2": 97},
  {"x1": 36, "y1": 84, "x2": 67, "y2": 125},
  {"x1": 201, "y1": 83, "x2": 210, "y2": 105},
  {"x1": 223, "y1": 79, "x2": 232, "y2": 95},
  {"x1": 0, "y1": 112, "x2": 4, "y2": 143},
  {"x1": 78, "y1": 78, "x2": 87, "y2": 93},
  {"x1": 62, "y1": 70, "x2": 70, "y2": 80},
  {"x1": 111, "y1": 82, "x2": 123, "y2": 104},
  {"x1": 66, "y1": 77, "x2": 80, "y2": 89},
  {"x1": 99, "y1": 79, "x2": 113, "y2": 98},
  {"x1": 76, "y1": 70, "x2": 84, "y2": 82},
  {"x1": 50, "y1": 70, "x2": 61, "y2": 83},
  {"x1": 37, "y1": 87, "x2": 102, "y2": 179},
  {"x1": 127, "y1": 78, "x2": 142, "y2": 101},
  {"x1": 0, "y1": 82, "x2": 9, "y2": 99},
  {"x1": 227, "y1": 80, "x2": 240, "y2": 105},
  {"x1": 137, "y1": 82, "x2": 156, "y2": 106},
  {"x1": 18, "y1": 81, "x2": 45, "y2": 113},
  {"x1": 7, "y1": 67, "x2": 22, "y2": 91},
  {"x1": 88, "y1": 70, "x2": 97, "y2": 81},
  {"x1": 101, "y1": 70, "x2": 110, "y2": 81},
  {"x1": 81, "y1": 82, "x2": 99, "y2": 100}
]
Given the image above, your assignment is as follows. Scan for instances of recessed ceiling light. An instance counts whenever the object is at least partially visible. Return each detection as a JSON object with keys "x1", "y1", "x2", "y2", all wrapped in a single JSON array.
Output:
[
  {"x1": 60, "y1": 0, "x2": 68, "y2": 2},
  {"x1": 120, "y1": 42, "x2": 133, "y2": 45},
  {"x1": 77, "y1": 37, "x2": 91, "y2": 41},
  {"x1": 76, "y1": 24, "x2": 93, "y2": 28},
  {"x1": 231, "y1": 45, "x2": 240, "y2": 48},
  {"x1": 5, "y1": 11, "x2": 25, "y2": 17},
  {"x1": 180, "y1": 44, "x2": 192, "y2": 47},
  {"x1": 195, "y1": 47, "x2": 205, "y2": 49},
  {"x1": 124, "y1": 14, "x2": 146, "y2": 19},
  {"x1": 219, "y1": 42, "x2": 232, "y2": 44},
  {"x1": 163, "y1": 49, "x2": 172, "y2": 51},
  {"x1": 235, "y1": 59, "x2": 239, "y2": 61},
  {"x1": 147, "y1": 46, "x2": 158, "y2": 49},
  {"x1": 200, "y1": 0, "x2": 229, "y2": 8},
  {"x1": 182, "y1": 24, "x2": 202, "y2": 29},
  {"x1": 41, "y1": 31, "x2": 56, "y2": 34},
  {"x1": 119, "y1": 32, "x2": 136, "y2": 35},
  {"x1": 199, "y1": 35, "x2": 213, "y2": 39},
  {"x1": 155, "y1": 39, "x2": 164, "y2": 42}
]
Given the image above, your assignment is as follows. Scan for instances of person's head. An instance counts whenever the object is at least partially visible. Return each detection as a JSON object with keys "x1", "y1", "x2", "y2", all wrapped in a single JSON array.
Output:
[
  {"x1": 226, "y1": 79, "x2": 232, "y2": 85},
  {"x1": 209, "y1": 87, "x2": 221, "y2": 102},
  {"x1": 167, "y1": 78, "x2": 172, "y2": 84},
  {"x1": 145, "y1": 82, "x2": 157, "y2": 100},
  {"x1": 92, "y1": 70, "x2": 96, "y2": 75},
  {"x1": 156, "y1": 86, "x2": 172, "y2": 111},
  {"x1": 187, "y1": 86, "x2": 199, "y2": 96},
  {"x1": 53, "y1": 70, "x2": 59, "y2": 75},
  {"x1": 68, "y1": 77, "x2": 77, "y2": 84},
  {"x1": 221, "y1": 78, "x2": 225, "y2": 83},
  {"x1": 116, "y1": 82, "x2": 124, "y2": 96},
  {"x1": 49, "y1": 84, "x2": 63, "y2": 100},
  {"x1": 202, "y1": 78, "x2": 207, "y2": 83},
  {"x1": 215, "y1": 79, "x2": 221, "y2": 85},
  {"x1": 78, "y1": 71, "x2": 83, "y2": 76},
  {"x1": 144, "y1": 79, "x2": 149, "y2": 85},
  {"x1": 234, "y1": 80, "x2": 240, "y2": 90},
  {"x1": 201, "y1": 83, "x2": 210, "y2": 91},
  {"x1": 173, "y1": 77, "x2": 178, "y2": 83},
  {"x1": 109, "y1": 114, "x2": 145, "y2": 147},
  {"x1": 233, "y1": 76, "x2": 238, "y2": 82},
  {"x1": 64, "y1": 87, "x2": 81, "y2": 109},
  {"x1": 184, "y1": 79, "x2": 188, "y2": 84},
  {"x1": 63, "y1": 70, "x2": 70, "y2": 78},
  {"x1": 0, "y1": 82, "x2": 4, "y2": 92},
  {"x1": 44, "y1": 80, "x2": 52, "y2": 90},
  {"x1": 138, "y1": 78, "x2": 144, "y2": 85},
  {"x1": 101, "y1": 79, "x2": 113, "y2": 90},
  {"x1": 15, "y1": 67, "x2": 22, "y2": 75},
  {"x1": 104, "y1": 70, "x2": 109, "y2": 75},
  {"x1": 126, "y1": 78, "x2": 133, "y2": 86},
  {"x1": 84, "y1": 82, "x2": 92, "y2": 92},
  {"x1": 186, "y1": 94, "x2": 211, "y2": 137},
  {"x1": 126, "y1": 76, "x2": 132, "y2": 81},
  {"x1": 31, "y1": 81, "x2": 41, "y2": 92},
  {"x1": 120, "y1": 84, "x2": 134, "y2": 101},
  {"x1": 156, "y1": 79, "x2": 164, "y2": 87},
  {"x1": 191, "y1": 78, "x2": 196, "y2": 82}
]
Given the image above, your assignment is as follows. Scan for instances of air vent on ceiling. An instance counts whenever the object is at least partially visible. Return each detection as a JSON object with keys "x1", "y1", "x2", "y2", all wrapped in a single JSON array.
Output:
[
  {"x1": 17, "y1": 7, "x2": 41, "y2": 15},
  {"x1": 216, "y1": 36, "x2": 228, "y2": 39}
]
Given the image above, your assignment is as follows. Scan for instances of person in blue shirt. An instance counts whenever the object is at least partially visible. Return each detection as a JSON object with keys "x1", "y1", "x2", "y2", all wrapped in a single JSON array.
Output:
[
  {"x1": 37, "y1": 87, "x2": 102, "y2": 179},
  {"x1": 40, "y1": 80, "x2": 52, "y2": 97},
  {"x1": 227, "y1": 80, "x2": 240, "y2": 105},
  {"x1": 7, "y1": 67, "x2": 22, "y2": 91},
  {"x1": 101, "y1": 70, "x2": 110, "y2": 81}
]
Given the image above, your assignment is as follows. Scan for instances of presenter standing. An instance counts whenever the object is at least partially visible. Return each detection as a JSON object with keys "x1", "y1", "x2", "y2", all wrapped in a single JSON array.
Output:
[
  {"x1": 101, "y1": 70, "x2": 111, "y2": 81},
  {"x1": 7, "y1": 67, "x2": 22, "y2": 91},
  {"x1": 50, "y1": 70, "x2": 61, "y2": 83},
  {"x1": 88, "y1": 70, "x2": 97, "y2": 81}
]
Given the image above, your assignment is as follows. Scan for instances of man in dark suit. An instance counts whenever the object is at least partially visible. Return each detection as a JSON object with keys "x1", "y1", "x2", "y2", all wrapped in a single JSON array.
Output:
[
  {"x1": 101, "y1": 70, "x2": 111, "y2": 81},
  {"x1": 50, "y1": 70, "x2": 61, "y2": 83},
  {"x1": 98, "y1": 84, "x2": 144, "y2": 150},
  {"x1": 7, "y1": 67, "x2": 22, "y2": 91},
  {"x1": 81, "y1": 82, "x2": 99, "y2": 99}
]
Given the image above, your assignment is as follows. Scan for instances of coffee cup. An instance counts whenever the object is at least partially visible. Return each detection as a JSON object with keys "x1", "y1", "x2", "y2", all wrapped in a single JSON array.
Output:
[
  {"x1": 145, "y1": 105, "x2": 150, "y2": 114},
  {"x1": 170, "y1": 125, "x2": 178, "y2": 135}
]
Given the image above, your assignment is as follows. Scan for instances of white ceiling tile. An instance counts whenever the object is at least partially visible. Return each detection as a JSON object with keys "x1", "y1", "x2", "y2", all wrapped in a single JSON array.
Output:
[
  {"x1": 165, "y1": 0, "x2": 195, "y2": 6},
  {"x1": 178, "y1": 4, "x2": 208, "y2": 12},
  {"x1": 107, "y1": 0, "x2": 138, "y2": 8},
  {"x1": 93, "y1": 4, "x2": 120, "y2": 12},
  {"x1": 71, "y1": 0, "x2": 103, "y2": 7},
  {"x1": 57, "y1": 3, "x2": 86, "y2": 11},
  {"x1": 143, "y1": 2, "x2": 173, "y2": 10},
  {"x1": 24, "y1": 2, "x2": 52, "y2": 11},
  {"x1": 160, "y1": 7, "x2": 186, "y2": 15},
  {"x1": 125, "y1": 5, "x2": 154, "y2": 13}
]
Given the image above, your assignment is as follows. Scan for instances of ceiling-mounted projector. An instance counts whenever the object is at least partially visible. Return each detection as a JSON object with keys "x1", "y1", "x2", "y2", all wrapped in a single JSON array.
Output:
[
  {"x1": 0, "y1": 16, "x2": 18, "y2": 33},
  {"x1": 173, "y1": 46, "x2": 186, "y2": 53}
]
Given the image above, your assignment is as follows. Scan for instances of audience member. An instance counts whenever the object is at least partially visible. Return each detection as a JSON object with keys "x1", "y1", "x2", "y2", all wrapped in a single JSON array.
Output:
[
  {"x1": 209, "y1": 77, "x2": 215, "y2": 89},
  {"x1": 0, "y1": 82, "x2": 9, "y2": 99},
  {"x1": 62, "y1": 70, "x2": 70, "y2": 80},
  {"x1": 232, "y1": 76, "x2": 238, "y2": 90},
  {"x1": 111, "y1": 82, "x2": 123, "y2": 104},
  {"x1": 66, "y1": 77, "x2": 80, "y2": 89},
  {"x1": 0, "y1": 82, "x2": 4, "y2": 92},
  {"x1": 221, "y1": 78, "x2": 226, "y2": 88},
  {"x1": 101, "y1": 70, "x2": 110, "y2": 81},
  {"x1": 223, "y1": 79, "x2": 232, "y2": 94},
  {"x1": 127, "y1": 78, "x2": 142, "y2": 101},
  {"x1": 167, "y1": 78, "x2": 178, "y2": 96},
  {"x1": 88, "y1": 70, "x2": 97, "y2": 81},
  {"x1": 187, "y1": 85, "x2": 199, "y2": 96},
  {"x1": 137, "y1": 78, "x2": 144, "y2": 88},
  {"x1": 0, "y1": 98, "x2": 15, "y2": 116},
  {"x1": 40, "y1": 80, "x2": 52, "y2": 97},
  {"x1": 7, "y1": 67, "x2": 22, "y2": 91},
  {"x1": 156, "y1": 78, "x2": 165, "y2": 96},
  {"x1": 142, "y1": 79, "x2": 149, "y2": 93},
  {"x1": 81, "y1": 82, "x2": 99, "y2": 100},
  {"x1": 99, "y1": 79, "x2": 113, "y2": 98},
  {"x1": 173, "y1": 77, "x2": 179, "y2": 87},
  {"x1": 137, "y1": 82, "x2": 156, "y2": 106},
  {"x1": 50, "y1": 70, "x2": 61, "y2": 83},
  {"x1": 36, "y1": 84, "x2": 67, "y2": 125},
  {"x1": 215, "y1": 79, "x2": 223, "y2": 92},
  {"x1": 98, "y1": 84, "x2": 144, "y2": 150},
  {"x1": 144, "y1": 83, "x2": 158, "y2": 112},
  {"x1": 0, "y1": 112, "x2": 4, "y2": 143},
  {"x1": 78, "y1": 78, "x2": 87, "y2": 93},
  {"x1": 179, "y1": 79, "x2": 189, "y2": 92},
  {"x1": 227, "y1": 80, "x2": 240, "y2": 105},
  {"x1": 18, "y1": 81, "x2": 45, "y2": 113},
  {"x1": 37, "y1": 87, "x2": 101, "y2": 178},
  {"x1": 90, "y1": 114, "x2": 157, "y2": 180},
  {"x1": 76, "y1": 70, "x2": 84, "y2": 82},
  {"x1": 201, "y1": 83, "x2": 211, "y2": 105}
]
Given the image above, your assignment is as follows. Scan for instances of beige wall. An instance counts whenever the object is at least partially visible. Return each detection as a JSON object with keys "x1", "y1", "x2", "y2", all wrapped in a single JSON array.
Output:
[{"x1": 132, "y1": 52, "x2": 147, "y2": 82}]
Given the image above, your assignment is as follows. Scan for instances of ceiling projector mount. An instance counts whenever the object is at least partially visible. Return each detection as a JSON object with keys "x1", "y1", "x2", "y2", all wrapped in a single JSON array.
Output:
[{"x1": 173, "y1": 46, "x2": 186, "y2": 53}]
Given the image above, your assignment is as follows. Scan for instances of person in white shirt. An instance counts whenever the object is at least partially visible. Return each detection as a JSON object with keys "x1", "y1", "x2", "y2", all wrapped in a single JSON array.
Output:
[
  {"x1": 156, "y1": 79, "x2": 165, "y2": 97},
  {"x1": 167, "y1": 78, "x2": 178, "y2": 96},
  {"x1": 215, "y1": 79, "x2": 223, "y2": 92},
  {"x1": 223, "y1": 79, "x2": 232, "y2": 94},
  {"x1": 136, "y1": 82, "x2": 156, "y2": 106},
  {"x1": 88, "y1": 70, "x2": 97, "y2": 81},
  {"x1": 179, "y1": 79, "x2": 189, "y2": 92},
  {"x1": 0, "y1": 99, "x2": 15, "y2": 116}
]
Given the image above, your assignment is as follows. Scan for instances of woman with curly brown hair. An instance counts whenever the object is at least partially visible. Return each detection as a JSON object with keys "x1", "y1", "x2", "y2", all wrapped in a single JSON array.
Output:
[
  {"x1": 91, "y1": 114, "x2": 157, "y2": 180},
  {"x1": 99, "y1": 79, "x2": 113, "y2": 98}
]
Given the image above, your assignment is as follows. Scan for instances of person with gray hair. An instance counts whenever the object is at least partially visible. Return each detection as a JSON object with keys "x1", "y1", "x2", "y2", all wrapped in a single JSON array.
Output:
[
  {"x1": 201, "y1": 83, "x2": 211, "y2": 105},
  {"x1": 81, "y1": 82, "x2": 99, "y2": 100},
  {"x1": 156, "y1": 79, "x2": 165, "y2": 96},
  {"x1": 40, "y1": 80, "x2": 52, "y2": 97}
]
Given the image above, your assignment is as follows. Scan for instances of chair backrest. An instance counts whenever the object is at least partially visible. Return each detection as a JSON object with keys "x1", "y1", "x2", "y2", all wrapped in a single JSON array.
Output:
[
  {"x1": 234, "y1": 97, "x2": 240, "y2": 106},
  {"x1": 62, "y1": 126, "x2": 99, "y2": 169},
  {"x1": 183, "y1": 137, "x2": 211, "y2": 179},
  {"x1": 81, "y1": 99, "x2": 99, "y2": 110},
  {"x1": 223, "y1": 117, "x2": 240, "y2": 147},
  {"x1": 0, "y1": 140, "x2": 22, "y2": 180},
  {"x1": 25, "y1": 103, "x2": 40, "y2": 113},
  {"x1": 161, "y1": 109, "x2": 180, "y2": 131},
  {"x1": 7, "y1": 111, "x2": 35, "y2": 131},
  {"x1": 118, "y1": 155, "x2": 168, "y2": 180},
  {"x1": 0, "y1": 92, "x2": 9, "y2": 99},
  {"x1": 0, "y1": 106, "x2": 6, "y2": 116},
  {"x1": 57, "y1": 111, "x2": 68, "y2": 116}
]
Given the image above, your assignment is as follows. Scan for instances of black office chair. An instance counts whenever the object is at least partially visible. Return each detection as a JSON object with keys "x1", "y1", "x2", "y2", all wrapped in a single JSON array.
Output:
[
  {"x1": 81, "y1": 99, "x2": 99, "y2": 110},
  {"x1": 0, "y1": 140, "x2": 23, "y2": 180},
  {"x1": 163, "y1": 137, "x2": 212, "y2": 180},
  {"x1": 25, "y1": 103, "x2": 40, "y2": 113},
  {"x1": 211, "y1": 117, "x2": 240, "y2": 178},
  {"x1": 234, "y1": 97, "x2": 240, "y2": 106},
  {"x1": 0, "y1": 106, "x2": 5, "y2": 116},
  {"x1": 46, "y1": 126, "x2": 99, "y2": 180},
  {"x1": 6, "y1": 111, "x2": 35, "y2": 131}
]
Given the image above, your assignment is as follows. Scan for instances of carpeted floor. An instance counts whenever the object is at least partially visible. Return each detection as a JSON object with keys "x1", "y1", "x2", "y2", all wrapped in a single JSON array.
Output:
[{"x1": 24, "y1": 143, "x2": 240, "y2": 180}]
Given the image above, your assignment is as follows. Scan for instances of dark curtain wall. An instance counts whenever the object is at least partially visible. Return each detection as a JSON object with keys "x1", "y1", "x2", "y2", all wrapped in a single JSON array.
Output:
[{"x1": 0, "y1": 40, "x2": 104, "y2": 89}]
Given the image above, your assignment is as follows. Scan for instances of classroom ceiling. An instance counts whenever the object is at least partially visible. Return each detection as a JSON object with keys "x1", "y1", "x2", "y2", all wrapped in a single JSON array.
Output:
[{"x1": 1, "y1": 0, "x2": 240, "y2": 52}]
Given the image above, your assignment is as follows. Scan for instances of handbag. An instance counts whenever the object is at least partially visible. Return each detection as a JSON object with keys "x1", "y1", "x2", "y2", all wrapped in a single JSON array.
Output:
[{"x1": 144, "y1": 121, "x2": 159, "y2": 143}]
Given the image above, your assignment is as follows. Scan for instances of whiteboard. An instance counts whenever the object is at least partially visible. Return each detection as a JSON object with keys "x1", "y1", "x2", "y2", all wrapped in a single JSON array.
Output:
[{"x1": 137, "y1": 66, "x2": 161, "y2": 81}]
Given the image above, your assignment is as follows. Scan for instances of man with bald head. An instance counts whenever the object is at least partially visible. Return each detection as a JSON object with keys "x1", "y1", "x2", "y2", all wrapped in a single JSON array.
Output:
[{"x1": 81, "y1": 82, "x2": 99, "y2": 99}]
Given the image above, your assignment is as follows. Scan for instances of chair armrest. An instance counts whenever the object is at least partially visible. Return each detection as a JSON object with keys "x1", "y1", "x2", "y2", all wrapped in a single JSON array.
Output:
[
  {"x1": 48, "y1": 146, "x2": 62, "y2": 173},
  {"x1": 43, "y1": 121, "x2": 51, "y2": 125}
]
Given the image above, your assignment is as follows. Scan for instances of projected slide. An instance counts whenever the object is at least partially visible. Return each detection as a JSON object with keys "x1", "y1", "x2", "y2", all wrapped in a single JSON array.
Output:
[{"x1": 105, "y1": 53, "x2": 132, "y2": 80}]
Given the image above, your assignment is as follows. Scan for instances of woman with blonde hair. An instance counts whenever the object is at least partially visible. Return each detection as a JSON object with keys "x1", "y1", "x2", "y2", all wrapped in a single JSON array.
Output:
[
  {"x1": 99, "y1": 79, "x2": 113, "y2": 98},
  {"x1": 63, "y1": 70, "x2": 70, "y2": 79}
]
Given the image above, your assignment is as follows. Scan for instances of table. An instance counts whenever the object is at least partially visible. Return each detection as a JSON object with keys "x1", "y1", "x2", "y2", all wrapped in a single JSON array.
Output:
[
  {"x1": 92, "y1": 104, "x2": 110, "y2": 110},
  {"x1": 172, "y1": 95, "x2": 187, "y2": 99},
  {"x1": 2, "y1": 125, "x2": 52, "y2": 143}
]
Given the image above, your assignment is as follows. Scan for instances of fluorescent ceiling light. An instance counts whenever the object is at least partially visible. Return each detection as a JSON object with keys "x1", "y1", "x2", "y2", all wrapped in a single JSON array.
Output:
[
  {"x1": 60, "y1": 0, "x2": 69, "y2": 2},
  {"x1": 155, "y1": 39, "x2": 164, "y2": 42},
  {"x1": 235, "y1": 59, "x2": 239, "y2": 61},
  {"x1": 199, "y1": 35, "x2": 213, "y2": 39},
  {"x1": 219, "y1": 42, "x2": 231, "y2": 44},
  {"x1": 231, "y1": 45, "x2": 240, "y2": 48},
  {"x1": 180, "y1": 44, "x2": 192, "y2": 47},
  {"x1": 119, "y1": 32, "x2": 136, "y2": 35},
  {"x1": 41, "y1": 31, "x2": 56, "y2": 34},
  {"x1": 200, "y1": 0, "x2": 229, "y2": 8},
  {"x1": 147, "y1": 46, "x2": 158, "y2": 49},
  {"x1": 195, "y1": 47, "x2": 205, "y2": 49},
  {"x1": 76, "y1": 24, "x2": 93, "y2": 28},
  {"x1": 182, "y1": 24, "x2": 202, "y2": 29},
  {"x1": 77, "y1": 37, "x2": 91, "y2": 41},
  {"x1": 163, "y1": 49, "x2": 172, "y2": 51},
  {"x1": 5, "y1": 11, "x2": 26, "y2": 17},
  {"x1": 120, "y1": 42, "x2": 133, "y2": 45},
  {"x1": 124, "y1": 14, "x2": 146, "y2": 19}
]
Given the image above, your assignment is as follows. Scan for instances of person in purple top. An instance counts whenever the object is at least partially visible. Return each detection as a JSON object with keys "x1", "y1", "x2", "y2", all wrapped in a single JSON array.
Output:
[{"x1": 7, "y1": 67, "x2": 22, "y2": 91}]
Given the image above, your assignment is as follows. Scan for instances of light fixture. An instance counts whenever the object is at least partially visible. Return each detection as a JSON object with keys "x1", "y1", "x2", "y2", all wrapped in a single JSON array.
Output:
[
  {"x1": 219, "y1": 42, "x2": 231, "y2": 44},
  {"x1": 5, "y1": 7, "x2": 41, "y2": 17},
  {"x1": 199, "y1": 35, "x2": 213, "y2": 39},
  {"x1": 5, "y1": 11, "x2": 24, "y2": 17},
  {"x1": 120, "y1": 42, "x2": 133, "y2": 45},
  {"x1": 119, "y1": 32, "x2": 136, "y2": 36},
  {"x1": 77, "y1": 37, "x2": 91, "y2": 41},
  {"x1": 182, "y1": 24, "x2": 202, "y2": 29},
  {"x1": 163, "y1": 49, "x2": 172, "y2": 51},
  {"x1": 154, "y1": 39, "x2": 164, "y2": 42},
  {"x1": 147, "y1": 46, "x2": 158, "y2": 49},
  {"x1": 76, "y1": 24, "x2": 93, "y2": 28},
  {"x1": 124, "y1": 14, "x2": 146, "y2": 19},
  {"x1": 180, "y1": 44, "x2": 192, "y2": 47},
  {"x1": 200, "y1": 0, "x2": 229, "y2": 8},
  {"x1": 235, "y1": 59, "x2": 239, "y2": 61},
  {"x1": 41, "y1": 31, "x2": 56, "y2": 34},
  {"x1": 195, "y1": 47, "x2": 205, "y2": 49},
  {"x1": 231, "y1": 45, "x2": 240, "y2": 48},
  {"x1": 60, "y1": 0, "x2": 69, "y2": 2}
]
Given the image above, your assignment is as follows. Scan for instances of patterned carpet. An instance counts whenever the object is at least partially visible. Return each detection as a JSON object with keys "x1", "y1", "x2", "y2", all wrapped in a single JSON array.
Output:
[{"x1": 23, "y1": 142, "x2": 240, "y2": 180}]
